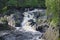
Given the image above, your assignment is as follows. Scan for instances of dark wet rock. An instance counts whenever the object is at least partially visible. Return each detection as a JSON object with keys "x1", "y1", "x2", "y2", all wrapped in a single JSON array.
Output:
[
  {"x1": 0, "y1": 30, "x2": 43, "y2": 40},
  {"x1": 0, "y1": 23, "x2": 9, "y2": 31},
  {"x1": 6, "y1": 9, "x2": 24, "y2": 27},
  {"x1": 28, "y1": 19, "x2": 36, "y2": 26},
  {"x1": 36, "y1": 24, "x2": 49, "y2": 33},
  {"x1": 0, "y1": 37, "x2": 5, "y2": 40}
]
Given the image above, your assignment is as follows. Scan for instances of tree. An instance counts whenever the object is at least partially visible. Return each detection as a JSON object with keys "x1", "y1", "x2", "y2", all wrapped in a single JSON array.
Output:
[
  {"x1": 0, "y1": 0, "x2": 8, "y2": 13},
  {"x1": 25, "y1": 0, "x2": 38, "y2": 7},
  {"x1": 38, "y1": 0, "x2": 45, "y2": 8}
]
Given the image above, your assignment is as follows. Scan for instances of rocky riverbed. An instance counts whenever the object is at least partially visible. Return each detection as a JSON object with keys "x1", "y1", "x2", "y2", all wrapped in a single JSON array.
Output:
[{"x1": 0, "y1": 9, "x2": 48, "y2": 40}]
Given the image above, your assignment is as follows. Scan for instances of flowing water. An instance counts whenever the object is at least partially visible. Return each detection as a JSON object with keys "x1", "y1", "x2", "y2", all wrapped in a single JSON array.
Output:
[{"x1": 0, "y1": 9, "x2": 46, "y2": 40}]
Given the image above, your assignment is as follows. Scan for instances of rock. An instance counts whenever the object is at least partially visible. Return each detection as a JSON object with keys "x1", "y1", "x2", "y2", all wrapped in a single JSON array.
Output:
[
  {"x1": 0, "y1": 30, "x2": 43, "y2": 40},
  {"x1": 36, "y1": 24, "x2": 49, "y2": 33},
  {"x1": 0, "y1": 9, "x2": 46, "y2": 40},
  {"x1": 7, "y1": 14, "x2": 15, "y2": 27}
]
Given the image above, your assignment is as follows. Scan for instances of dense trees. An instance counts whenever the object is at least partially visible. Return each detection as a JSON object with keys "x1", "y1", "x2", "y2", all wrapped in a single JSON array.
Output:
[
  {"x1": 0, "y1": 0, "x2": 45, "y2": 14},
  {"x1": 0, "y1": 0, "x2": 8, "y2": 10},
  {"x1": 25, "y1": 0, "x2": 38, "y2": 7},
  {"x1": 7, "y1": 0, "x2": 45, "y2": 7}
]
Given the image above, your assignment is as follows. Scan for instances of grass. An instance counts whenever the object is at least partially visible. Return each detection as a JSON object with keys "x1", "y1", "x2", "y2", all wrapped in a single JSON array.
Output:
[{"x1": 59, "y1": 38, "x2": 60, "y2": 40}]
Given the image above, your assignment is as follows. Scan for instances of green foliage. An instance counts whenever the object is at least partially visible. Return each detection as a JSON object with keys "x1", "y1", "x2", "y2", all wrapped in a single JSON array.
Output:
[
  {"x1": 0, "y1": 17, "x2": 7, "y2": 23},
  {"x1": 38, "y1": 0, "x2": 45, "y2": 8},
  {"x1": 0, "y1": 0, "x2": 46, "y2": 15},
  {"x1": 1, "y1": 6, "x2": 8, "y2": 14},
  {"x1": 7, "y1": 0, "x2": 17, "y2": 6},
  {"x1": 7, "y1": 0, "x2": 45, "y2": 7},
  {"x1": 0, "y1": 0, "x2": 8, "y2": 10},
  {"x1": 0, "y1": 0, "x2": 45, "y2": 14},
  {"x1": 25, "y1": 0, "x2": 38, "y2": 7},
  {"x1": 0, "y1": 0, "x2": 8, "y2": 14},
  {"x1": 58, "y1": 38, "x2": 60, "y2": 40},
  {"x1": 46, "y1": 0, "x2": 60, "y2": 26}
]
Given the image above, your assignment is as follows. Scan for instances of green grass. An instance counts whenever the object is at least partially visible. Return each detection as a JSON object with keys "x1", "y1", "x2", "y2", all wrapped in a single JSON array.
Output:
[{"x1": 59, "y1": 38, "x2": 60, "y2": 40}]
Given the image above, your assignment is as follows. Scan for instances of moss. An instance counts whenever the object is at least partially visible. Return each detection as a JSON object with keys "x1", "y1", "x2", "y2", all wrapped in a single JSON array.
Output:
[{"x1": 0, "y1": 17, "x2": 7, "y2": 22}]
